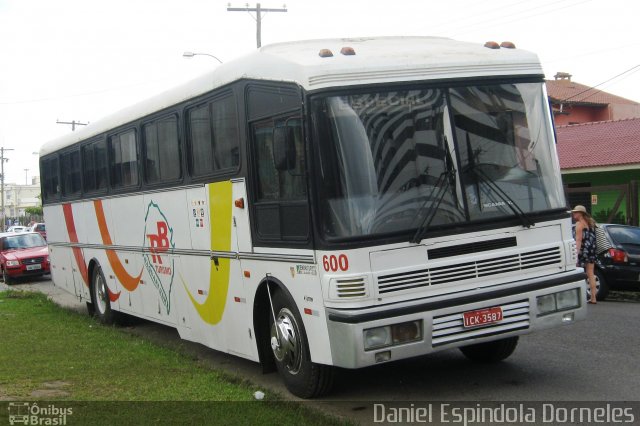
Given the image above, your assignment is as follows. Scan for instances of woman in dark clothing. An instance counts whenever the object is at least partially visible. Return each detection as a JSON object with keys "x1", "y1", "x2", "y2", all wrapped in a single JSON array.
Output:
[{"x1": 572, "y1": 205, "x2": 597, "y2": 304}]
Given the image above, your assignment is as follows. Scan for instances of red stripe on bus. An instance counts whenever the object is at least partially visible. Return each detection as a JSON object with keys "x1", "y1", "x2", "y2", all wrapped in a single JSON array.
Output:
[{"x1": 62, "y1": 204, "x2": 90, "y2": 287}]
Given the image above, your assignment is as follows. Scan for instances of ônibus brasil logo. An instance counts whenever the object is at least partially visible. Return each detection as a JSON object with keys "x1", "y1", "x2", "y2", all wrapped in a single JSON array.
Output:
[{"x1": 143, "y1": 201, "x2": 175, "y2": 314}]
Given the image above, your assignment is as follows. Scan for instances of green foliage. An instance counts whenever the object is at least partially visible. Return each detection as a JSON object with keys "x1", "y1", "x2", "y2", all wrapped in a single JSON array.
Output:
[
  {"x1": 593, "y1": 208, "x2": 626, "y2": 224},
  {"x1": 24, "y1": 206, "x2": 43, "y2": 216}
]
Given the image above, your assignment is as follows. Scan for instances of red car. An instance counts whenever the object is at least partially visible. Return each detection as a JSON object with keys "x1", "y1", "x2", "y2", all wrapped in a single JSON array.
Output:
[{"x1": 0, "y1": 232, "x2": 50, "y2": 283}]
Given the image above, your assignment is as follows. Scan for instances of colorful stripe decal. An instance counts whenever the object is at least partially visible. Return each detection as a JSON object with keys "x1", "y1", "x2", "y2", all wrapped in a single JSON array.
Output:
[
  {"x1": 184, "y1": 181, "x2": 233, "y2": 325},
  {"x1": 94, "y1": 200, "x2": 143, "y2": 292},
  {"x1": 62, "y1": 204, "x2": 90, "y2": 287}
]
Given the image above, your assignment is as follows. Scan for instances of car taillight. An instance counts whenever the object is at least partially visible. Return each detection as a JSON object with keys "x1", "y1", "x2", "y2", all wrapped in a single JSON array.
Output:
[{"x1": 608, "y1": 248, "x2": 628, "y2": 264}]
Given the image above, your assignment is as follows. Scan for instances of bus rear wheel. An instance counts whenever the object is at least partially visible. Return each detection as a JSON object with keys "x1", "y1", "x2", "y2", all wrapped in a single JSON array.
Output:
[
  {"x1": 269, "y1": 289, "x2": 334, "y2": 398},
  {"x1": 90, "y1": 265, "x2": 117, "y2": 324},
  {"x1": 459, "y1": 336, "x2": 519, "y2": 363}
]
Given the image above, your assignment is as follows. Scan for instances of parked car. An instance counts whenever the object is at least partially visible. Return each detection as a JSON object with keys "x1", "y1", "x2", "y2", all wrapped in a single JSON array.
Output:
[
  {"x1": 0, "y1": 232, "x2": 50, "y2": 283},
  {"x1": 28, "y1": 223, "x2": 46, "y2": 240},
  {"x1": 6, "y1": 226, "x2": 28, "y2": 233},
  {"x1": 592, "y1": 224, "x2": 640, "y2": 301}
]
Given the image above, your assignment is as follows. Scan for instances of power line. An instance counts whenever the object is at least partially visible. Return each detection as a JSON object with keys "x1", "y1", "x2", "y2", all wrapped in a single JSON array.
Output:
[
  {"x1": 561, "y1": 64, "x2": 640, "y2": 103},
  {"x1": 425, "y1": 0, "x2": 533, "y2": 34},
  {"x1": 449, "y1": 0, "x2": 591, "y2": 38}
]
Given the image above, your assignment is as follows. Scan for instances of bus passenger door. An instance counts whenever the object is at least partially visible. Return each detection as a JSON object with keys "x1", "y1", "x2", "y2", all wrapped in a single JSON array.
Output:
[{"x1": 224, "y1": 178, "x2": 255, "y2": 358}]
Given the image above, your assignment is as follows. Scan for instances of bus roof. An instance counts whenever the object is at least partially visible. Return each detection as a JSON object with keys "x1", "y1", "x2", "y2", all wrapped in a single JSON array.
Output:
[{"x1": 40, "y1": 36, "x2": 543, "y2": 156}]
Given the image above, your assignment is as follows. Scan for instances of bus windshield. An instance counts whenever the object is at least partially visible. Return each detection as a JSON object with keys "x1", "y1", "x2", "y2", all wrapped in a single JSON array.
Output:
[{"x1": 311, "y1": 82, "x2": 565, "y2": 241}]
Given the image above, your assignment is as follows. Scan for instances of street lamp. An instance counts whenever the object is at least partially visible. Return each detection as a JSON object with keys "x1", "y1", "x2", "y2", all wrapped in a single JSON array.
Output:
[{"x1": 182, "y1": 52, "x2": 223, "y2": 64}]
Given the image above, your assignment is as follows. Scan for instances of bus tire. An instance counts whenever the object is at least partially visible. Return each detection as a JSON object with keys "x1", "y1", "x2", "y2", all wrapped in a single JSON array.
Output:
[
  {"x1": 269, "y1": 289, "x2": 334, "y2": 398},
  {"x1": 90, "y1": 264, "x2": 117, "y2": 324},
  {"x1": 459, "y1": 336, "x2": 519, "y2": 363}
]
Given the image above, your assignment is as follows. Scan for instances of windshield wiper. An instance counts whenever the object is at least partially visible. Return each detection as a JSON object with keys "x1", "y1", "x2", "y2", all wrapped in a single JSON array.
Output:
[
  {"x1": 411, "y1": 137, "x2": 459, "y2": 244},
  {"x1": 410, "y1": 169, "x2": 455, "y2": 244},
  {"x1": 470, "y1": 166, "x2": 534, "y2": 228}
]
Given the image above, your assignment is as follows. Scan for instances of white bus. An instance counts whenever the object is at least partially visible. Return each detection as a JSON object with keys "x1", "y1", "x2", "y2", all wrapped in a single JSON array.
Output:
[{"x1": 40, "y1": 37, "x2": 586, "y2": 398}]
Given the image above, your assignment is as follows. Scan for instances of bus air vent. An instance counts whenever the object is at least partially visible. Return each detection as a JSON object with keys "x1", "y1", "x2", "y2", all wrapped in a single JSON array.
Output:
[
  {"x1": 330, "y1": 277, "x2": 369, "y2": 300},
  {"x1": 377, "y1": 269, "x2": 429, "y2": 294},
  {"x1": 376, "y1": 246, "x2": 562, "y2": 295}
]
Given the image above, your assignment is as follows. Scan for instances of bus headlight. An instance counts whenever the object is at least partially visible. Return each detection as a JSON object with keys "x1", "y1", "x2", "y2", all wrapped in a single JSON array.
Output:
[
  {"x1": 537, "y1": 289, "x2": 581, "y2": 316},
  {"x1": 364, "y1": 326, "x2": 391, "y2": 350},
  {"x1": 537, "y1": 294, "x2": 556, "y2": 314},
  {"x1": 556, "y1": 289, "x2": 580, "y2": 310},
  {"x1": 364, "y1": 320, "x2": 423, "y2": 350}
]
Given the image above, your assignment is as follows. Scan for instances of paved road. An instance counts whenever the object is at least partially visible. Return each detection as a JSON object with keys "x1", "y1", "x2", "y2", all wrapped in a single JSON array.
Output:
[{"x1": 4, "y1": 278, "x2": 640, "y2": 424}]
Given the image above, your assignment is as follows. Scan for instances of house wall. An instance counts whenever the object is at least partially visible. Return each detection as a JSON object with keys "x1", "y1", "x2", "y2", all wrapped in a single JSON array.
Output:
[
  {"x1": 610, "y1": 104, "x2": 640, "y2": 120},
  {"x1": 562, "y1": 170, "x2": 640, "y2": 224},
  {"x1": 553, "y1": 105, "x2": 610, "y2": 126}
]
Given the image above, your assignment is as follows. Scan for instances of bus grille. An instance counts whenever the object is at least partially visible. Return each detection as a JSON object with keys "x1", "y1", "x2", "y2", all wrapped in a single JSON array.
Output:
[
  {"x1": 431, "y1": 300, "x2": 530, "y2": 347},
  {"x1": 22, "y1": 257, "x2": 45, "y2": 265},
  {"x1": 376, "y1": 246, "x2": 562, "y2": 295}
]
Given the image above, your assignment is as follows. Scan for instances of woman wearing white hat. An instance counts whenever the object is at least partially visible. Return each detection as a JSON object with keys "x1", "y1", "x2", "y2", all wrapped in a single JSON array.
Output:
[{"x1": 572, "y1": 205, "x2": 597, "y2": 304}]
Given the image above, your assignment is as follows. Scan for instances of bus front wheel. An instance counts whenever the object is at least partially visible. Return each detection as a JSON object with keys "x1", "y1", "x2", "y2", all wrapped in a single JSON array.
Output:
[
  {"x1": 269, "y1": 288, "x2": 334, "y2": 398},
  {"x1": 459, "y1": 336, "x2": 519, "y2": 363}
]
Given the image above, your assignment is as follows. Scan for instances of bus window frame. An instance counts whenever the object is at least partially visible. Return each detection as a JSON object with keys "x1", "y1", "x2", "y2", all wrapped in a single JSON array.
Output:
[
  {"x1": 80, "y1": 137, "x2": 109, "y2": 197},
  {"x1": 141, "y1": 112, "x2": 184, "y2": 188},
  {"x1": 107, "y1": 126, "x2": 141, "y2": 194},
  {"x1": 59, "y1": 146, "x2": 82, "y2": 199},
  {"x1": 40, "y1": 154, "x2": 61, "y2": 204},
  {"x1": 245, "y1": 82, "x2": 312, "y2": 248},
  {"x1": 185, "y1": 90, "x2": 242, "y2": 183}
]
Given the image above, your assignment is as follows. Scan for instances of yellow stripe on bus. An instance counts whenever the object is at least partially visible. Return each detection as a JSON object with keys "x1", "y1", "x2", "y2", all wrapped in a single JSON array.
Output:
[{"x1": 184, "y1": 181, "x2": 233, "y2": 325}]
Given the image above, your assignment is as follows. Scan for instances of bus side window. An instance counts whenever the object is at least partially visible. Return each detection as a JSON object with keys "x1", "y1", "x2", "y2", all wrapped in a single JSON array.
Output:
[
  {"x1": 187, "y1": 93, "x2": 239, "y2": 179},
  {"x1": 60, "y1": 149, "x2": 81, "y2": 197},
  {"x1": 253, "y1": 118, "x2": 306, "y2": 202},
  {"x1": 41, "y1": 156, "x2": 60, "y2": 202},
  {"x1": 143, "y1": 115, "x2": 181, "y2": 184},
  {"x1": 109, "y1": 129, "x2": 139, "y2": 189}
]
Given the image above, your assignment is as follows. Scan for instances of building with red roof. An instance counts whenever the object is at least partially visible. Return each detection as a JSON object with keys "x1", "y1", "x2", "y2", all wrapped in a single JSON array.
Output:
[
  {"x1": 546, "y1": 72, "x2": 640, "y2": 126},
  {"x1": 555, "y1": 117, "x2": 640, "y2": 225}
]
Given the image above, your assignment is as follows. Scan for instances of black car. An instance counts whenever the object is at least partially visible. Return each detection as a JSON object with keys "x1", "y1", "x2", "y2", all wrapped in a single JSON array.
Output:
[{"x1": 592, "y1": 224, "x2": 640, "y2": 300}]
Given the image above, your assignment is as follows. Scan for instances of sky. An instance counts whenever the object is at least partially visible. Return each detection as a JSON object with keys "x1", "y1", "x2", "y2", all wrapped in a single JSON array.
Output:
[{"x1": 0, "y1": 0, "x2": 638, "y2": 185}]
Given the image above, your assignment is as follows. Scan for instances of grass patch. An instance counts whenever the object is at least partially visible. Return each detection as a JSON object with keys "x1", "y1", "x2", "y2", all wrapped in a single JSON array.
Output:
[{"x1": 0, "y1": 291, "x2": 349, "y2": 425}]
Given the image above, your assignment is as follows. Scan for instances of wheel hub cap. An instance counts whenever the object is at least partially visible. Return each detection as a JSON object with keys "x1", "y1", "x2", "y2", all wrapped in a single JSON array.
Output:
[{"x1": 270, "y1": 308, "x2": 302, "y2": 374}]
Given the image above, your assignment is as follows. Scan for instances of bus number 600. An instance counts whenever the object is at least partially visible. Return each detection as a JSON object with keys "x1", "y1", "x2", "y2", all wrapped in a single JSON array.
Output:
[{"x1": 322, "y1": 254, "x2": 349, "y2": 272}]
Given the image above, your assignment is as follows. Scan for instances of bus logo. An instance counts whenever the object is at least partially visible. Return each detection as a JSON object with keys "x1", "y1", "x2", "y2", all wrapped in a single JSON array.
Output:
[
  {"x1": 8, "y1": 402, "x2": 29, "y2": 425},
  {"x1": 143, "y1": 201, "x2": 175, "y2": 314}
]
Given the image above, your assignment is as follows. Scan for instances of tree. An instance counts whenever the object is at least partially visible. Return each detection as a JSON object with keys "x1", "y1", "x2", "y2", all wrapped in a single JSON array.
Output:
[{"x1": 25, "y1": 206, "x2": 43, "y2": 216}]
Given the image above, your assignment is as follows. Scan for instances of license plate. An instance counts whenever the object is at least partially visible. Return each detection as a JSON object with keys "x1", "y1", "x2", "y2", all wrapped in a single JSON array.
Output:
[
  {"x1": 26, "y1": 264, "x2": 42, "y2": 271},
  {"x1": 463, "y1": 307, "x2": 503, "y2": 328}
]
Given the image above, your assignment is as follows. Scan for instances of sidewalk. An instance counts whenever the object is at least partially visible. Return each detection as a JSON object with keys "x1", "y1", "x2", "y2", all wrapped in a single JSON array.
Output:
[{"x1": 0, "y1": 278, "x2": 86, "y2": 314}]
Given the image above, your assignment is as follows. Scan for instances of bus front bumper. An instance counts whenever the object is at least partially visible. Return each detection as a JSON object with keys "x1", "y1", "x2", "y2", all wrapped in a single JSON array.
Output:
[{"x1": 325, "y1": 270, "x2": 587, "y2": 369}]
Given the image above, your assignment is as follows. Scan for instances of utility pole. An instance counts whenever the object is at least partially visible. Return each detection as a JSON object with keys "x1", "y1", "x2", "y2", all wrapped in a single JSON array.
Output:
[
  {"x1": 24, "y1": 169, "x2": 29, "y2": 185},
  {"x1": 1, "y1": 147, "x2": 14, "y2": 232},
  {"x1": 227, "y1": 3, "x2": 287, "y2": 48},
  {"x1": 56, "y1": 119, "x2": 88, "y2": 131}
]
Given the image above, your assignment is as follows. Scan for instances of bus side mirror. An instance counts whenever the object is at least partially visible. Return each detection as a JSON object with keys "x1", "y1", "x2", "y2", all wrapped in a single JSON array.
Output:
[{"x1": 273, "y1": 126, "x2": 297, "y2": 171}]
